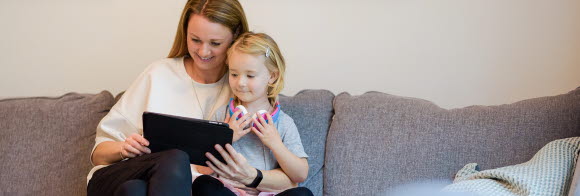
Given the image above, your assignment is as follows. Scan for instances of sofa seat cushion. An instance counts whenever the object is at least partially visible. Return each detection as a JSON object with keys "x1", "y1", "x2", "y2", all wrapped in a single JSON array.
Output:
[
  {"x1": 280, "y1": 90, "x2": 334, "y2": 196},
  {"x1": 0, "y1": 91, "x2": 115, "y2": 196},
  {"x1": 324, "y1": 87, "x2": 580, "y2": 195}
]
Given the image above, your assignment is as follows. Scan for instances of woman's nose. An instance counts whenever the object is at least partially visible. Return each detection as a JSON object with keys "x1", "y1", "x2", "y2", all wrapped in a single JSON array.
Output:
[{"x1": 197, "y1": 44, "x2": 211, "y2": 57}]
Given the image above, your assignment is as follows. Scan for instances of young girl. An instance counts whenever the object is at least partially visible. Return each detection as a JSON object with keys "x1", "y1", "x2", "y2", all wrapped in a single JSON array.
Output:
[{"x1": 198, "y1": 32, "x2": 311, "y2": 196}]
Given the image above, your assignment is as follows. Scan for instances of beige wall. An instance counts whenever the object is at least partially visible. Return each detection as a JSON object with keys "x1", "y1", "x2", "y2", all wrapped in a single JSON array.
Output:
[{"x1": 1, "y1": 0, "x2": 579, "y2": 109}]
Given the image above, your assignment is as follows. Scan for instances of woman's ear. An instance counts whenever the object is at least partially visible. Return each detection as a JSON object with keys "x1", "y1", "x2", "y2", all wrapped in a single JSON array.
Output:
[{"x1": 268, "y1": 71, "x2": 279, "y2": 85}]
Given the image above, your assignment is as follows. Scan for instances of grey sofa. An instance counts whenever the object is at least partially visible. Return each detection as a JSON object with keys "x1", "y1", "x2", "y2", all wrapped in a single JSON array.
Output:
[{"x1": 1, "y1": 87, "x2": 579, "y2": 196}]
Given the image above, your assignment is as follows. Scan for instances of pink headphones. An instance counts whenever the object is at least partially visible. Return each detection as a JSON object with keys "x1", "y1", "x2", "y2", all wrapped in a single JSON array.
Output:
[{"x1": 227, "y1": 98, "x2": 280, "y2": 126}]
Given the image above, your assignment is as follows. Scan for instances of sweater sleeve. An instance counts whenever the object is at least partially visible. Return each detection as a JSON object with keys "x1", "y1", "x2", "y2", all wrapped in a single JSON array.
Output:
[{"x1": 89, "y1": 64, "x2": 154, "y2": 165}]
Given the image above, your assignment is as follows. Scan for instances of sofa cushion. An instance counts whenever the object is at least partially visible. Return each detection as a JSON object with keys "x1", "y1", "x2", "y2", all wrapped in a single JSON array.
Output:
[
  {"x1": 0, "y1": 91, "x2": 115, "y2": 196},
  {"x1": 324, "y1": 87, "x2": 580, "y2": 195},
  {"x1": 280, "y1": 90, "x2": 334, "y2": 196}
]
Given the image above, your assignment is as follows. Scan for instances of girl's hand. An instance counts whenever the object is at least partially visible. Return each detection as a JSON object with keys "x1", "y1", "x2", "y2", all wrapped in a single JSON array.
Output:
[
  {"x1": 205, "y1": 144, "x2": 258, "y2": 186},
  {"x1": 251, "y1": 113, "x2": 283, "y2": 149},
  {"x1": 225, "y1": 110, "x2": 253, "y2": 142},
  {"x1": 120, "y1": 133, "x2": 151, "y2": 159}
]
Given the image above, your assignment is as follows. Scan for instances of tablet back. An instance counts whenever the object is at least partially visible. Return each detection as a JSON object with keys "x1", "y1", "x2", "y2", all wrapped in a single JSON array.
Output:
[{"x1": 142, "y1": 112, "x2": 233, "y2": 166}]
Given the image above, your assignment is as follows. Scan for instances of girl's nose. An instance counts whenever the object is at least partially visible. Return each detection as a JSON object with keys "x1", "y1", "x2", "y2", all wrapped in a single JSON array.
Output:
[{"x1": 238, "y1": 77, "x2": 247, "y2": 87}]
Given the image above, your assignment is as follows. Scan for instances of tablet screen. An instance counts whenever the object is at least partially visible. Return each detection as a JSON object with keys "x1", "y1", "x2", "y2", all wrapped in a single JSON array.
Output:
[{"x1": 142, "y1": 112, "x2": 233, "y2": 166}]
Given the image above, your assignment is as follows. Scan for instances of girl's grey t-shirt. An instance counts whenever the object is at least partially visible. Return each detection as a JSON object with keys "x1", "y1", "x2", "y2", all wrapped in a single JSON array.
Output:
[{"x1": 214, "y1": 105, "x2": 308, "y2": 170}]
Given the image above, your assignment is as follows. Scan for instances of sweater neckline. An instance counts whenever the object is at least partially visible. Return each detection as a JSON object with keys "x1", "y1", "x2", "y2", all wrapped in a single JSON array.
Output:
[{"x1": 178, "y1": 56, "x2": 227, "y2": 85}]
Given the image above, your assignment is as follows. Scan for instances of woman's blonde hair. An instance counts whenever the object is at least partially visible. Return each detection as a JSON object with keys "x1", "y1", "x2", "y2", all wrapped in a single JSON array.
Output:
[
  {"x1": 168, "y1": 0, "x2": 249, "y2": 58},
  {"x1": 228, "y1": 32, "x2": 286, "y2": 106}
]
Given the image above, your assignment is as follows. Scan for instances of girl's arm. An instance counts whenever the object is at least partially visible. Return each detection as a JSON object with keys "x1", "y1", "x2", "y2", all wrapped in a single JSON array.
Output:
[
  {"x1": 251, "y1": 114, "x2": 309, "y2": 183},
  {"x1": 266, "y1": 141, "x2": 309, "y2": 183}
]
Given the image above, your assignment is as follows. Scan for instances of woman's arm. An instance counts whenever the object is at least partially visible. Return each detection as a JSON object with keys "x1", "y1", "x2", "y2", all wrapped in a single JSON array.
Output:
[
  {"x1": 91, "y1": 64, "x2": 154, "y2": 166},
  {"x1": 92, "y1": 133, "x2": 151, "y2": 165},
  {"x1": 258, "y1": 168, "x2": 299, "y2": 192},
  {"x1": 92, "y1": 141, "x2": 124, "y2": 165},
  {"x1": 205, "y1": 144, "x2": 298, "y2": 192}
]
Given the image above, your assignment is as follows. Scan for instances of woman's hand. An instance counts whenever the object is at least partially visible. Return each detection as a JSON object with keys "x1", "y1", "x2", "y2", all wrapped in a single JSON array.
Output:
[
  {"x1": 120, "y1": 133, "x2": 151, "y2": 159},
  {"x1": 251, "y1": 113, "x2": 283, "y2": 149},
  {"x1": 218, "y1": 176, "x2": 247, "y2": 188},
  {"x1": 205, "y1": 144, "x2": 257, "y2": 186},
  {"x1": 225, "y1": 110, "x2": 253, "y2": 142}
]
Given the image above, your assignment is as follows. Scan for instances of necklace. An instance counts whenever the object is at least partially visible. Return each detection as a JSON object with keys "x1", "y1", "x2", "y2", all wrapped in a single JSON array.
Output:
[{"x1": 192, "y1": 77, "x2": 225, "y2": 120}]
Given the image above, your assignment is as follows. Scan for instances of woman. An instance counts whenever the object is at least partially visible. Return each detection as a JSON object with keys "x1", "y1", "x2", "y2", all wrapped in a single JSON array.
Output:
[{"x1": 87, "y1": 1, "x2": 312, "y2": 195}]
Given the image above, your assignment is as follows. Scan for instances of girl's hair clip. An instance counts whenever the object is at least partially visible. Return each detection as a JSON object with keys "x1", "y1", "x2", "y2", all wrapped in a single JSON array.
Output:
[{"x1": 265, "y1": 47, "x2": 271, "y2": 58}]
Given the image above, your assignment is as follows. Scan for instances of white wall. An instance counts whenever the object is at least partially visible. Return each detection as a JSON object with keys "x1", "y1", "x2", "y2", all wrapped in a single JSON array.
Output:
[{"x1": 1, "y1": 0, "x2": 579, "y2": 109}]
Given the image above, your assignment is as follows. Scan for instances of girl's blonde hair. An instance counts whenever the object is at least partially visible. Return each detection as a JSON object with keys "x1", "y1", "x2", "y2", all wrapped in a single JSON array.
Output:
[
  {"x1": 228, "y1": 32, "x2": 286, "y2": 106},
  {"x1": 168, "y1": 0, "x2": 249, "y2": 58}
]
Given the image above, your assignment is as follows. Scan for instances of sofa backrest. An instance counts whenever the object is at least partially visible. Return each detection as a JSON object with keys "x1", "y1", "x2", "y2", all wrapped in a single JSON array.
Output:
[
  {"x1": 4, "y1": 87, "x2": 578, "y2": 196},
  {"x1": 280, "y1": 90, "x2": 335, "y2": 196},
  {"x1": 324, "y1": 87, "x2": 580, "y2": 196},
  {"x1": 0, "y1": 91, "x2": 115, "y2": 196}
]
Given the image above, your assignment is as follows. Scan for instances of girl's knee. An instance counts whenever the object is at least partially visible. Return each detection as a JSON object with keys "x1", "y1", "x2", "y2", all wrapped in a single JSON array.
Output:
[
  {"x1": 191, "y1": 175, "x2": 235, "y2": 196},
  {"x1": 277, "y1": 187, "x2": 313, "y2": 196},
  {"x1": 192, "y1": 175, "x2": 223, "y2": 187}
]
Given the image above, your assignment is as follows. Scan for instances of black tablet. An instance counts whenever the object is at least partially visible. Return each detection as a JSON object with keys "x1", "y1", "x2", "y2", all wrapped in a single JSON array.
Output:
[{"x1": 142, "y1": 111, "x2": 233, "y2": 166}]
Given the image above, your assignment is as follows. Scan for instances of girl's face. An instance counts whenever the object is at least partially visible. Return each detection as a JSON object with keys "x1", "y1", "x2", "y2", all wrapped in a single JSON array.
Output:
[
  {"x1": 228, "y1": 50, "x2": 277, "y2": 104},
  {"x1": 187, "y1": 14, "x2": 234, "y2": 71}
]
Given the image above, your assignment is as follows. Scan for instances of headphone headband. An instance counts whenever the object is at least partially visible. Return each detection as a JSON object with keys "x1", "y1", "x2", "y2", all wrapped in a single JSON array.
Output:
[{"x1": 228, "y1": 98, "x2": 280, "y2": 123}]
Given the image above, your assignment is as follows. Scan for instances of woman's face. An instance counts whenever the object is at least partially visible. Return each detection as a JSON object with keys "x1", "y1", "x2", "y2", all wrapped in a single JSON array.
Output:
[
  {"x1": 187, "y1": 14, "x2": 234, "y2": 71},
  {"x1": 228, "y1": 50, "x2": 277, "y2": 104}
]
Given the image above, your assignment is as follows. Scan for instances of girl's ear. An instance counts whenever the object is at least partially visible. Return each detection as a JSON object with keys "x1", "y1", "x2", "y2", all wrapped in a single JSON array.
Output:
[{"x1": 269, "y1": 71, "x2": 279, "y2": 85}]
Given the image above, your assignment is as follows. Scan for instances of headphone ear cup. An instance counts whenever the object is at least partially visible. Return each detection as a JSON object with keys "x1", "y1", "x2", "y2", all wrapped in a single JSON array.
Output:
[
  {"x1": 257, "y1": 110, "x2": 268, "y2": 123},
  {"x1": 253, "y1": 110, "x2": 269, "y2": 132},
  {"x1": 235, "y1": 105, "x2": 248, "y2": 120}
]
